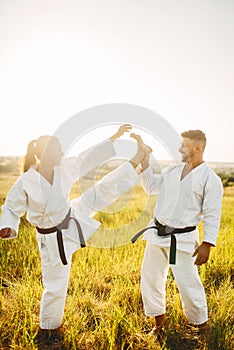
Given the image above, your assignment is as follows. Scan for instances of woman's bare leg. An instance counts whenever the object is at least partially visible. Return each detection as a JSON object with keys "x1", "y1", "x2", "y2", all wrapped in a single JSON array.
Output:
[{"x1": 130, "y1": 133, "x2": 152, "y2": 171}]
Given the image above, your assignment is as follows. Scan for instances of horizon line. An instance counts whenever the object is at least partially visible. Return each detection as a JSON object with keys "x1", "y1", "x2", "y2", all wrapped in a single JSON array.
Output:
[{"x1": 0, "y1": 154, "x2": 234, "y2": 165}]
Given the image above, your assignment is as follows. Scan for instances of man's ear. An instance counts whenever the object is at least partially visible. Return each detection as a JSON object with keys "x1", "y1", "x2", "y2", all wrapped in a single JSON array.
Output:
[{"x1": 195, "y1": 143, "x2": 203, "y2": 153}]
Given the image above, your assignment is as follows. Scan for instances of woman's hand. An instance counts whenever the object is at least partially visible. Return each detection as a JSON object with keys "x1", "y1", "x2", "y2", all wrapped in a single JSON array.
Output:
[
  {"x1": 110, "y1": 124, "x2": 132, "y2": 142},
  {"x1": 0, "y1": 227, "x2": 16, "y2": 239}
]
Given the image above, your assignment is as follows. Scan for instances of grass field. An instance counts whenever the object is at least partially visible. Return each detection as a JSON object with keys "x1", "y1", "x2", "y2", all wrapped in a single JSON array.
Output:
[{"x1": 0, "y1": 175, "x2": 233, "y2": 350}]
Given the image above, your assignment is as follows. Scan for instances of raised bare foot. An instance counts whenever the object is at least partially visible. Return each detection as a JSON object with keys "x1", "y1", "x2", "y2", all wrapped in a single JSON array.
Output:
[
  {"x1": 129, "y1": 147, "x2": 147, "y2": 169},
  {"x1": 130, "y1": 133, "x2": 153, "y2": 153}
]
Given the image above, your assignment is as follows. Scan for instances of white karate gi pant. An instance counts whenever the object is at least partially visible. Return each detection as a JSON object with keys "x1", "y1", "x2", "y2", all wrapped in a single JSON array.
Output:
[
  {"x1": 141, "y1": 241, "x2": 208, "y2": 325},
  {"x1": 39, "y1": 236, "x2": 72, "y2": 329}
]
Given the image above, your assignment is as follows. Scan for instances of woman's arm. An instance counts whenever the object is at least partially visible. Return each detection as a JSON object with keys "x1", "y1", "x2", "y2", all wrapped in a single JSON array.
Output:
[
  {"x1": 0, "y1": 177, "x2": 27, "y2": 239},
  {"x1": 109, "y1": 124, "x2": 132, "y2": 142}
]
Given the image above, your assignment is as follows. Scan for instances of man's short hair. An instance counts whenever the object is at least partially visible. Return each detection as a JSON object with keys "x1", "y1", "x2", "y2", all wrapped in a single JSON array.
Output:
[{"x1": 181, "y1": 130, "x2": 206, "y2": 149}]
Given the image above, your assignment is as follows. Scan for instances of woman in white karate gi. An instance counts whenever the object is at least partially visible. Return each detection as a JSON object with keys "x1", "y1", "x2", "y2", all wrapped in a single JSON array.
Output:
[{"x1": 0, "y1": 125, "x2": 145, "y2": 344}]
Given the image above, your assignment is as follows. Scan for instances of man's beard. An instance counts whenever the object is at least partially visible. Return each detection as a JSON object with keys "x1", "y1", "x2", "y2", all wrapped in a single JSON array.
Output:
[{"x1": 181, "y1": 150, "x2": 194, "y2": 162}]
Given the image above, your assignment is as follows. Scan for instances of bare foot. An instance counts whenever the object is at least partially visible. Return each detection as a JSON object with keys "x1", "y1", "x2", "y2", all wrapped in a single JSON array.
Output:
[
  {"x1": 130, "y1": 147, "x2": 147, "y2": 169},
  {"x1": 130, "y1": 133, "x2": 153, "y2": 153},
  {"x1": 148, "y1": 326, "x2": 165, "y2": 342}
]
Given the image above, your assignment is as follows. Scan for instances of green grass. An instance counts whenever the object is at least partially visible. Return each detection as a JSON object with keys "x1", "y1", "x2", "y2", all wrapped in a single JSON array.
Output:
[{"x1": 0, "y1": 177, "x2": 233, "y2": 349}]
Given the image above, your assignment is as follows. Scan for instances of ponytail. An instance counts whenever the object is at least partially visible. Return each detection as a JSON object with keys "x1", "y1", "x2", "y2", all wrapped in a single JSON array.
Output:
[{"x1": 22, "y1": 140, "x2": 37, "y2": 172}]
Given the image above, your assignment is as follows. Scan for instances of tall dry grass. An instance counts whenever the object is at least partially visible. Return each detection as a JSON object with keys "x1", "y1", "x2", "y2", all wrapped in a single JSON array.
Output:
[{"x1": 0, "y1": 177, "x2": 233, "y2": 349}]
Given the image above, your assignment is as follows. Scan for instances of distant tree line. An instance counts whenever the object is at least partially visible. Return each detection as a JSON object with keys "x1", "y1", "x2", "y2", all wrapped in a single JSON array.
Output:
[
  {"x1": 217, "y1": 172, "x2": 234, "y2": 187},
  {"x1": 0, "y1": 157, "x2": 22, "y2": 175},
  {"x1": 0, "y1": 157, "x2": 234, "y2": 187}
]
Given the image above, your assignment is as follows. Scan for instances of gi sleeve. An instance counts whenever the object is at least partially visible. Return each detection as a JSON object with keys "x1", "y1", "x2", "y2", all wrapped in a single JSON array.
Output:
[
  {"x1": 0, "y1": 177, "x2": 27, "y2": 236},
  {"x1": 139, "y1": 166, "x2": 162, "y2": 195},
  {"x1": 202, "y1": 173, "x2": 223, "y2": 246},
  {"x1": 62, "y1": 139, "x2": 116, "y2": 181}
]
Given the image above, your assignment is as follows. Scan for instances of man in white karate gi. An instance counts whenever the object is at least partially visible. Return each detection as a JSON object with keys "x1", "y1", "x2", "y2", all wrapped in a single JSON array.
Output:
[{"x1": 132, "y1": 130, "x2": 223, "y2": 336}]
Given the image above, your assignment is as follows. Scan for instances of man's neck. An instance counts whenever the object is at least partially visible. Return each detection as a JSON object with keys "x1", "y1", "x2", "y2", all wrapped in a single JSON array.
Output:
[
  {"x1": 181, "y1": 159, "x2": 204, "y2": 180},
  {"x1": 186, "y1": 158, "x2": 204, "y2": 170}
]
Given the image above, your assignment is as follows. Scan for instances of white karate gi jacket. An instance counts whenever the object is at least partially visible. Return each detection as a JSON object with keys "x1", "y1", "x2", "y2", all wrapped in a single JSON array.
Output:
[
  {"x1": 140, "y1": 162, "x2": 223, "y2": 253},
  {"x1": 0, "y1": 139, "x2": 139, "y2": 266}
]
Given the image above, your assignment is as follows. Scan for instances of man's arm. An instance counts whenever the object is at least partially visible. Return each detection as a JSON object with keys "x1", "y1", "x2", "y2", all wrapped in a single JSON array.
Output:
[
  {"x1": 192, "y1": 241, "x2": 214, "y2": 266},
  {"x1": 139, "y1": 152, "x2": 163, "y2": 195},
  {"x1": 193, "y1": 172, "x2": 223, "y2": 265}
]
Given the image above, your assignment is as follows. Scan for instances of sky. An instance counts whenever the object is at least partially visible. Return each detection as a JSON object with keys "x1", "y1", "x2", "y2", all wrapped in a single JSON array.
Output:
[{"x1": 1, "y1": 0, "x2": 234, "y2": 162}]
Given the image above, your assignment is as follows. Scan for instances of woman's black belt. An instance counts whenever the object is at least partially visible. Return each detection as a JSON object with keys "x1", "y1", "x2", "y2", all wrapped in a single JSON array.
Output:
[
  {"x1": 36, "y1": 209, "x2": 86, "y2": 265},
  {"x1": 131, "y1": 218, "x2": 196, "y2": 264}
]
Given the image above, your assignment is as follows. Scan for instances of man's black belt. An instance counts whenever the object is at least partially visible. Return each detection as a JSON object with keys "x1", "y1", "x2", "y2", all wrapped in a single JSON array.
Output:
[
  {"x1": 36, "y1": 209, "x2": 86, "y2": 265},
  {"x1": 131, "y1": 218, "x2": 196, "y2": 264}
]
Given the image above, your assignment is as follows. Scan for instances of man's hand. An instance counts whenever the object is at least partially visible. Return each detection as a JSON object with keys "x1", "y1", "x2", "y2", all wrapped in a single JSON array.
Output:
[
  {"x1": 192, "y1": 242, "x2": 213, "y2": 265},
  {"x1": 0, "y1": 227, "x2": 16, "y2": 239},
  {"x1": 110, "y1": 124, "x2": 132, "y2": 142}
]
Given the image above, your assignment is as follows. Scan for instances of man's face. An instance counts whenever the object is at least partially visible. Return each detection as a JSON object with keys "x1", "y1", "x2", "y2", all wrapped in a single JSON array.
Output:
[{"x1": 179, "y1": 138, "x2": 196, "y2": 163}]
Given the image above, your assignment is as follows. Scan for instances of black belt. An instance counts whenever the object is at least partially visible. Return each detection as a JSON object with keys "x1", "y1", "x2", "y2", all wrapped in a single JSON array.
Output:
[
  {"x1": 131, "y1": 218, "x2": 196, "y2": 264},
  {"x1": 36, "y1": 209, "x2": 86, "y2": 265}
]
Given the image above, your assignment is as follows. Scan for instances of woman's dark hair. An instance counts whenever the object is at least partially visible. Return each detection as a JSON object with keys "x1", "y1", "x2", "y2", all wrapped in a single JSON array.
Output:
[{"x1": 22, "y1": 140, "x2": 37, "y2": 172}]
